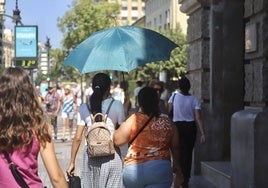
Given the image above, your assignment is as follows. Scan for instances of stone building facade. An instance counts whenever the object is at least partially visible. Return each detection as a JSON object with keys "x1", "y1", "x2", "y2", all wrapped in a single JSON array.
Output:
[
  {"x1": 145, "y1": 0, "x2": 188, "y2": 35},
  {"x1": 179, "y1": 0, "x2": 268, "y2": 187}
]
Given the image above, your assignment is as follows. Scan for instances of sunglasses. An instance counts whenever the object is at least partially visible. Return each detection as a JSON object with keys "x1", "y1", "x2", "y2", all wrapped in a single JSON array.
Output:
[{"x1": 154, "y1": 88, "x2": 162, "y2": 92}]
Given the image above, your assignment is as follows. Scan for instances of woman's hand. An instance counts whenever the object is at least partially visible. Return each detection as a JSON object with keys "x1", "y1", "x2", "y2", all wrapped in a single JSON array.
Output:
[
  {"x1": 66, "y1": 162, "x2": 75, "y2": 176},
  {"x1": 173, "y1": 170, "x2": 184, "y2": 188},
  {"x1": 200, "y1": 134, "x2": 206, "y2": 144}
]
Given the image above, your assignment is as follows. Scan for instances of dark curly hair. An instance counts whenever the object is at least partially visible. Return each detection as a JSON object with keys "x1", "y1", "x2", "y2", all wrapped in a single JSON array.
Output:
[{"x1": 0, "y1": 67, "x2": 51, "y2": 151}]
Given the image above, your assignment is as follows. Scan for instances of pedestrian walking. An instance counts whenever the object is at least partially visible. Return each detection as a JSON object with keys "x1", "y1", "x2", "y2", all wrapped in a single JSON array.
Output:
[
  {"x1": 114, "y1": 87, "x2": 183, "y2": 188},
  {"x1": 168, "y1": 75, "x2": 206, "y2": 188},
  {"x1": 149, "y1": 79, "x2": 169, "y2": 115},
  {"x1": 133, "y1": 80, "x2": 143, "y2": 110},
  {"x1": 66, "y1": 73, "x2": 125, "y2": 188},
  {"x1": 44, "y1": 85, "x2": 61, "y2": 140},
  {"x1": 111, "y1": 81, "x2": 125, "y2": 104},
  {"x1": 61, "y1": 84, "x2": 77, "y2": 141},
  {"x1": 0, "y1": 67, "x2": 68, "y2": 188}
]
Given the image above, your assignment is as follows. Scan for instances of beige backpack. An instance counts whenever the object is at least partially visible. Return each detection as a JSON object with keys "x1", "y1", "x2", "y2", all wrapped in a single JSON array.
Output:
[{"x1": 85, "y1": 99, "x2": 115, "y2": 157}]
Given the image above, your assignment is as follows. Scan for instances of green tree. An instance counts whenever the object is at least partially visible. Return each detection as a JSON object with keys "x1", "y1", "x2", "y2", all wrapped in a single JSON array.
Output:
[
  {"x1": 34, "y1": 71, "x2": 45, "y2": 86},
  {"x1": 51, "y1": 0, "x2": 120, "y2": 83},
  {"x1": 57, "y1": 0, "x2": 120, "y2": 50},
  {"x1": 129, "y1": 29, "x2": 188, "y2": 86}
]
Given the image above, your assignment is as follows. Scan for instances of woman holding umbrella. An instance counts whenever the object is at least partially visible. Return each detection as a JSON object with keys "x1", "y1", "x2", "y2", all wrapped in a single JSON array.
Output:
[{"x1": 66, "y1": 73, "x2": 126, "y2": 187}]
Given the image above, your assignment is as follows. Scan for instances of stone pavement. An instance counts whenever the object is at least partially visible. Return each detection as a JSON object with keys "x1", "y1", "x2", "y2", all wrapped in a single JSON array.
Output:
[{"x1": 38, "y1": 125, "x2": 83, "y2": 188}]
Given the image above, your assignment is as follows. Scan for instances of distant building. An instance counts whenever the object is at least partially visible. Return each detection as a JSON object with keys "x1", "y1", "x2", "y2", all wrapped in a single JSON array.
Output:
[
  {"x1": 144, "y1": 0, "x2": 188, "y2": 34},
  {"x1": 108, "y1": 0, "x2": 145, "y2": 25},
  {"x1": 132, "y1": 15, "x2": 145, "y2": 27},
  {"x1": 0, "y1": 0, "x2": 5, "y2": 67},
  {"x1": 2, "y1": 28, "x2": 14, "y2": 67},
  {"x1": 38, "y1": 42, "x2": 50, "y2": 75}
]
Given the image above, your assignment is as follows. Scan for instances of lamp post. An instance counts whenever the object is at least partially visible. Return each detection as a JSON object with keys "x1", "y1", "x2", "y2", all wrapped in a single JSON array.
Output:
[
  {"x1": 0, "y1": 0, "x2": 22, "y2": 68},
  {"x1": 0, "y1": 2, "x2": 4, "y2": 68},
  {"x1": 45, "y1": 37, "x2": 51, "y2": 87},
  {"x1": 12, "y1": 0, "x2": 21, "y2": 25}
]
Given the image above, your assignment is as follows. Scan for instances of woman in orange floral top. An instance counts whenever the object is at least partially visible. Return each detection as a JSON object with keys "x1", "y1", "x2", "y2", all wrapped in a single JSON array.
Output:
[{"x1": 114, "y1": 87, "x2": 182, "y2": 188}]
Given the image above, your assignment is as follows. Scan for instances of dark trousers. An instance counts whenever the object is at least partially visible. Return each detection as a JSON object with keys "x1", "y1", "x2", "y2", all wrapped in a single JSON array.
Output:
[{"x1": 174, "y1": 121, "x2": 197, "y2": 187}]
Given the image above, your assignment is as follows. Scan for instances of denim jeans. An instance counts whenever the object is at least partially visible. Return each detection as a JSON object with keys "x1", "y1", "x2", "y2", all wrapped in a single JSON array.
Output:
[{"x1": 123, "y1": 159, "x2": 173, "y2": 188}]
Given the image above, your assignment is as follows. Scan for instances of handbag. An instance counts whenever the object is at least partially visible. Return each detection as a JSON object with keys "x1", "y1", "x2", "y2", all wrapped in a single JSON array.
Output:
[
  {"x1": 3, "y1": 151, "x2": 29, "y2": 188},
  {"x1": 129, "y1": 115, "x2": 153, "y2": 145},
  {"x1": 68, "y1": 175, "x2": 81, "y2": 188}
]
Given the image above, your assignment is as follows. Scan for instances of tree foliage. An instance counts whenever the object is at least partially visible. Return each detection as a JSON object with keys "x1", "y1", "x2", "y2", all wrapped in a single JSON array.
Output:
[
  {"x1": 129, "y1": 29, "x2": 188, "y2": 82},
  {"x1": 49, "y1": 0, "x2": 120, "y2": 83},
  {"x1": 57, "y1": 0, "x2": 120, "y2": 50}
]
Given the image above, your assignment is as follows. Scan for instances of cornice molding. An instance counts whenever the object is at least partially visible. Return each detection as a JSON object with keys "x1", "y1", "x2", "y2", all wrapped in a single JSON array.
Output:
[{"x1": 179, "y1": 0, "x2": 202, "y2": 15}]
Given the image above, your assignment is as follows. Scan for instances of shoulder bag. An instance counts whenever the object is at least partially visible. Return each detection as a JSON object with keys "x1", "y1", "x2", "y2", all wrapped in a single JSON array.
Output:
[
  {"x1": 2, "y1": 151, "x2": 29, "y2": 188},
  {"x1": 129, "y1": 115, "x2": 153, "y2": 145}
]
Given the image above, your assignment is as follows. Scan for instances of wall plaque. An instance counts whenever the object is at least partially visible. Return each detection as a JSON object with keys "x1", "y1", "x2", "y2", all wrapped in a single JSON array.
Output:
[{"x1": 245, "y1": 23, "x2": 257, "y2": 53}]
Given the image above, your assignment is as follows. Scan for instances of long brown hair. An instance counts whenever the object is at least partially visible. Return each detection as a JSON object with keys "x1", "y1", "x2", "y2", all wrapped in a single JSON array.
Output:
[{"x1": 0, "y1": 67, "x2": 51, "y2": 151}]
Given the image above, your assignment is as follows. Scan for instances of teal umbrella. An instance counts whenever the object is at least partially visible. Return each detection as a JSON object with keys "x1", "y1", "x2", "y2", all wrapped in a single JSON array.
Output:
[{"x1": 62, "y1": 25, "x2": 178, "y2": 74}]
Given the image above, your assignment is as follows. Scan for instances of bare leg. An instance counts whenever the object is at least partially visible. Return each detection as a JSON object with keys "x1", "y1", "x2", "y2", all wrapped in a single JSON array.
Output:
[
  {"x1": 62, "y1": 117, "x2": 67, "y2": 141},
  {"x1": 49, "y1": 115, "x2": 58, "y2": 139},
  {"x1": 53, "y1": 124, "x2": 58, "y2": 138},
  {"x1": 68, "y1": 119, "x2": 73, "y2": 141}
]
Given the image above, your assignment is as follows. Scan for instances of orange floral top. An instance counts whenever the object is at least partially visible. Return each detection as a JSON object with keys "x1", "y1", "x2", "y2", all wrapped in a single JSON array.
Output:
[{"x1": 124, "y1": 112, "x2": 174, "y2": 166}]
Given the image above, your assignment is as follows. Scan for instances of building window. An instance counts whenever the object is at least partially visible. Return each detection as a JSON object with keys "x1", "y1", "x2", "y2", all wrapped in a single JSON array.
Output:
[{"x1": 159, "y1": 14, "x2": 162, "y2": 25}]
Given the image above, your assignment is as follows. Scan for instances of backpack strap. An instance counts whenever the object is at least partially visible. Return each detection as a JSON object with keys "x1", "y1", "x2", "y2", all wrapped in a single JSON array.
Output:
[
  {"x1": 105, "y1": 98, "x2": 114, "y2": 115},
  {"x1": 86, "y1": 98, "x2": 114, "y2": 125},
  {"x1": 86, "y1": 98, "x2": 114, "y2": 115}
]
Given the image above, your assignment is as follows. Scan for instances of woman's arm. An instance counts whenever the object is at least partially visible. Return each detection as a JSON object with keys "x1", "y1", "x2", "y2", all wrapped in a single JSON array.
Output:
[
  {"x1": 40, "y1": 140, "x2": 68, "y2": 188},
  {"x1": 66, "y1": 125, "x2": 84, "y2": 176},
  {"x1": 170, "y1": 124, "x2": 180, "y2": 171},
  {"x1": 195, "y1": 109, "x2": 206, "y2": 144},
  {"x1": 170, "y1": 124, "x2": 184, "y2": 188},
  {"x1": 114, "y1": 115, "x2": 135, "y2": 146}
]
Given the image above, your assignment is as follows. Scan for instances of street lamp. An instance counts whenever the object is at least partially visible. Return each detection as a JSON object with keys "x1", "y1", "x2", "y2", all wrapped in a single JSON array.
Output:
[
  {"x1": 0, "y1": 0, "x2": 22, "y2": 25},
  {"x1": 45, "y1": 36, "x2": 51, "y2": 87},
  {"x1": 12, "y1": 0, "x2": 22, "y2": 25},
  {"x1": 0, "y1": 0, "x2": 22, "y2": 68}
]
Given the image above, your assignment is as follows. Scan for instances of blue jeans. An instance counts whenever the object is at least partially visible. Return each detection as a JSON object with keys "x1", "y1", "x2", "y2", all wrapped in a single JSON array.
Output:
[{"x1": 123, "y1": 159, "x2": 173, "y2": 188}]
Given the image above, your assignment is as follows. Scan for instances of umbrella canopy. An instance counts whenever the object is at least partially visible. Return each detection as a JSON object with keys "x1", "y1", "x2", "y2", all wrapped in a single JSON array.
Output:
[{"x1": 62, "y1": 25, "x2": 178, "y2": 74}]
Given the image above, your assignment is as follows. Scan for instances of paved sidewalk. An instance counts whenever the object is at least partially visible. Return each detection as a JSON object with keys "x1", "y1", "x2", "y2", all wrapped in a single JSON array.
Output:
[
  {"x1": 38, "y1": 138, "x2": 128, "y2": 187},
  {"x1": 38, "y1": 138, "x2": 84, "y2": 188}
]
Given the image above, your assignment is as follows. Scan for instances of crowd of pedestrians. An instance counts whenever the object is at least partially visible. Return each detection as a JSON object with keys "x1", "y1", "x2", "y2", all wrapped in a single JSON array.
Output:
[{"x1": 0, "y1": 67, "x2": 206, "y2": 188}]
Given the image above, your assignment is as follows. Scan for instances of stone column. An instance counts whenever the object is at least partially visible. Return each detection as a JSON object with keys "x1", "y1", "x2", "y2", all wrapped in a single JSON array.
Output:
[
  {"x1": 179, "y1": 0, "x2": 244, "y2": 174},
  {"x1": 231, "y1": 108, "x2": 268, "y2": 187}
]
